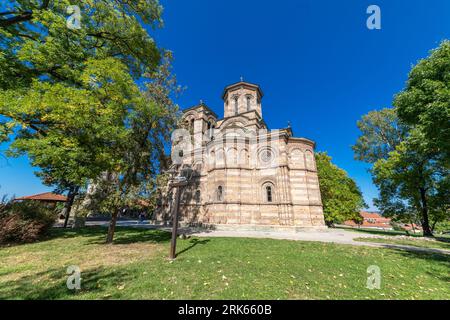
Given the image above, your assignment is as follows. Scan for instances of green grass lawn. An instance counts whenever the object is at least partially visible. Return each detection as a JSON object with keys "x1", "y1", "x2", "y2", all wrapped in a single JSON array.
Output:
[
  {"x1": 354, "y1": 237, "x2": 450, "y2": 251},
  {"x1": 0, "y1": 227, "x2": 449, "y2": 300}
]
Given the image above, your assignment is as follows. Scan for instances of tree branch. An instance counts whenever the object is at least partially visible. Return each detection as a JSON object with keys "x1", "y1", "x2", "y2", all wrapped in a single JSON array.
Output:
[{"x1": 0, "y1": 1, "x2": 51, "y2": 28}]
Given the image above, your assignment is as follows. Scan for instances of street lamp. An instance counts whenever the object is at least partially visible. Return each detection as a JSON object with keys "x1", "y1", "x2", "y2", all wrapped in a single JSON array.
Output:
[{"x1": 166, "y1": 165, "x2": 194, "y2": 260}]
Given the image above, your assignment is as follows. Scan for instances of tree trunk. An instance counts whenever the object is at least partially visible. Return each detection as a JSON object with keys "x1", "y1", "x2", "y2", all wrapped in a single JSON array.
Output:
[
  {"x1": 63, "y1": 186, "x2": 79, "y2": 228},
  {"x1": 419, "y1": 187, "x2": 433, "y2": 237},
  {"x1": 106, "y1": 208, "x2": 120, "y2": 244}
]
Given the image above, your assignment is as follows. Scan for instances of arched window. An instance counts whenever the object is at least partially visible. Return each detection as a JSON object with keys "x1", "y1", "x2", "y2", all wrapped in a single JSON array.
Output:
[
  {"x1": 234, "y1": 96, "x2": 239, "y2": 115},
  {"x1": 209, "y1": 150, "x2": 215, "y2": 167},
  {"x1": 266, "y1": 186, "x2": 273, "y2": 202},
  {"x1": 246, "y1": 96, "x2": 251, "y2": 111},
  {"x1": 217, "y1": 186, "x2": 223, "y2": 201},
  {"x1": 262, "y1": 182, "x2": 275, "y2": 203},
  {"x1": 305, "y1": 150, "x2": 315, "y2": 170}
]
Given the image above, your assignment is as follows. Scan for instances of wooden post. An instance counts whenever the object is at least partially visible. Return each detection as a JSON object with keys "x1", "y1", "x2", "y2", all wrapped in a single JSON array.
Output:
[{"x1": 169, "y1": 179, "x2": 187, "y2": 260}]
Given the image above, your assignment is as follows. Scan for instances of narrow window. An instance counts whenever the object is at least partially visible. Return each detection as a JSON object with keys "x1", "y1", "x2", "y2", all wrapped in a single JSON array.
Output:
[
  {"x1": 207, "y1": 122, "x2": 212, "y2": 139},
  {"x1": 266, "y1": 186, "x2": 272, "y2": 202},
  {"x1": 217, "y1": 186, "x2": 223, "y2": 201},
  {"x1": 195, "y1": 190, "x2": 201, "y2": 203},
  {"x1": 246, "y1": 96, "x2": 251, "y2": 111},
  {"x1": 234, "y1": 97, "x2": 238, "y2": 115}
]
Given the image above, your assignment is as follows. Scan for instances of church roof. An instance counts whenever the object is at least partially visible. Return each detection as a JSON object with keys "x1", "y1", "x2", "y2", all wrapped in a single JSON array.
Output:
[
  {"x1": 221, "y1": 81, "x2": 264, "y2": 100},
  {"x1": 183, "y1": 103, "x2": 218, "y2": 118}
]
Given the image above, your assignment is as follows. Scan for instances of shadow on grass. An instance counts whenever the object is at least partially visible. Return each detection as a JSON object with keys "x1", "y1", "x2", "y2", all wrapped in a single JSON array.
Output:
[
  {"x1": 46, "y1": 226, "x2": 172, "y2": 245},
  {"x1": 434, "y1": 237, "x2": 450, "y2": 244},
  {"x1": 0, "y1": 226, "x2": 173, "y2": 251},
  {"x1": 0, "y1": 226, "x2": 108, "y2": 249},
  {"x1": 177, "y1": 238, "x2": 210, "y2": 257},
  {"x1": 47, "y1": 226, "x2": 109, "y2": 240},
  {"x1": 107, "y1": 229, "x2": 171, "y2": 245},
  {"x1": 390, "y1": 248, "x2": 450, "y2": 283},
  {"x1": 0, "y1": 266, "x2": 132, "y2": 300}
]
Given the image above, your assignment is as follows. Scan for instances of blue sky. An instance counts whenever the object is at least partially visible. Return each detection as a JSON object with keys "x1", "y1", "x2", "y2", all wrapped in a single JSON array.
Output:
[{"x1": 1, "y1": 0, "x2": 449, "y2": 210}]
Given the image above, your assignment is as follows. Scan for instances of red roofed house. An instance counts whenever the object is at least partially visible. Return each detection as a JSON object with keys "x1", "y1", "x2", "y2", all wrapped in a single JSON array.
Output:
[
  {"x1": 344, "y1": 211, "x2": 393, "y2": 230},
  {"x1": 14, "y1": 192, "x2": 67, "y2": 209}
]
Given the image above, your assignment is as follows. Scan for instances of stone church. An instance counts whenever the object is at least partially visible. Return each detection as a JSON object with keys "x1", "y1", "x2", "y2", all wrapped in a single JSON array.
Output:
[{"x1": 165, "y1": 80, "x2": 325, "y2": 229}]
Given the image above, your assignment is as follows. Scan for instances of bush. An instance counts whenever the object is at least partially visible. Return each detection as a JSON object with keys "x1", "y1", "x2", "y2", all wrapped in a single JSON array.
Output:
[
  {"x1": 434, "y1": 220, "x2": 450, "y2": 234},
  {"x1": 0, "y1": 201, "x2": 57, "y2": 244},
  {"x1": 390, "y1": 221, "x2": 405, "y2": 232}
]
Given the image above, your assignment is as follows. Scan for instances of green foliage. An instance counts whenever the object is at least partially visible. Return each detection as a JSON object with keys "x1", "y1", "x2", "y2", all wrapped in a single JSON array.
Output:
[
  {"x1": 0, "y1": 1, "x2": 166, "y2": 187},
  {"x1": 315, "y1": 152, "x2": 366, "y2": 225},
  {"x1": 373, "y1": 133, "x2": 449, "y2": 225},
  {"x1": 354, "y1": 107, "x2": 449, "y2": 236},
  {"x1": 352, "y1": 108, "x2": 407, "y2": 163},
  {"x1": 0, "y1": 1, "x2": 163, "y2": 88},
  {"x1": 434, "y1": 220, "x2": 450, "y2": 234},
  {"x1": 354, "y1": 40, "x2": 450, "y2": 236},
  {"x1": 77, "y1": 53, "x2": 180, "y2": 227},
  {"x1": 3, "y1": 58, "x2": 138, "y2": 186},
  {"x1": 0, "y1": 1, "x2": 180, "y2": 232},
  {"x1": 394, "y1": 40, "x2": 450, "y2": 165},
  {"x1": 0, "y1": 200, "x2": 57, "y2": 244}
]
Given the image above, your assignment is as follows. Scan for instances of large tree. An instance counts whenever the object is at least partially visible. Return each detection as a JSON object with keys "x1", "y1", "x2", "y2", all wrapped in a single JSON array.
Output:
[
  {"x1": 315, "y1": 152, "x2": 366, "y2": 226},
  {"x1": 394, "y1": 40, "x2": 450, "y2": 166},
  {"x1": 353, "y1": 108, "x2": 449, "y2": 236},
  {"x1": 0, "y1": 1, "x2": 178, "y2": 231},
  {"x1": 103, "y1": 54, "x2": 180, "y2": 243},
  {"x1": 2, "y1": 57, "x2": 139, "y2": 226}
]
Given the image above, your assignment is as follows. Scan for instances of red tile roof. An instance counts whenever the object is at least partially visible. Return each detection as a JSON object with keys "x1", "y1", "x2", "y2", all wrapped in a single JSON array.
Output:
[
  {"x1": 344, "y1": 211, "x2": 423, "y2": 231},
  {"x1": 14, "y1": 192, "x2": 67, "y2": 202},
  {"x1": 344, "y1": 211, "x2": 392, "y2": 228}
]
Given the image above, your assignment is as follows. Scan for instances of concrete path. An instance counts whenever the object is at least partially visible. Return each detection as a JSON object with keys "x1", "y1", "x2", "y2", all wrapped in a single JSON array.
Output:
[
  {"x1": 189, "y1": 228, "x2": 450, "y2": 255},
  {"x1": 84, "y1": 220, "x2": 450, "y2": 255}
]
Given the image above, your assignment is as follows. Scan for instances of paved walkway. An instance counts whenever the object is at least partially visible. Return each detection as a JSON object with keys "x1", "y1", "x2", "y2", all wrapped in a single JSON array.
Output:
[
  {"x1": 189, "y1": 228, "x2": 450, "y2": 255},
  {"x1": 84, "y1": 220, "x2": 450, "y2": 255}
]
